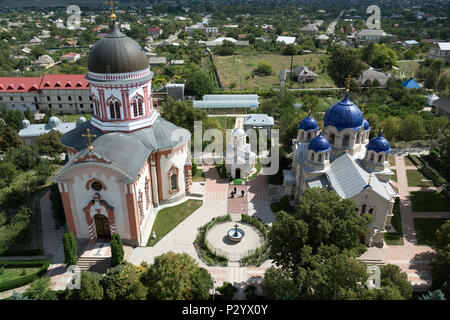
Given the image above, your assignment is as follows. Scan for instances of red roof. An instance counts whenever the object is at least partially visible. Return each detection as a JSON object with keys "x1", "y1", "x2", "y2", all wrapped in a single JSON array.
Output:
[
  {"x1": 0, "y1": 77, "x2": 41, "y2": 92},
  {"x1": 39, "y1": 74, "x2": 89, "y2": 90},
  {"x1": 0, "y1": 75, "x2": 89, "y2": 92},
  {"x1": 62, "y1": 52, "x2": 80, "y2": 58},
  {"x1": 148, "y1": 27, "x2": 161, "y2": 32}
]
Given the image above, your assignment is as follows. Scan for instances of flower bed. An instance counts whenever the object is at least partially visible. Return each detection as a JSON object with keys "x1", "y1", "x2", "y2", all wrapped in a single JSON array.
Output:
[{"x1": 239, "y1": 214, "x2": 270, "y2": 266}]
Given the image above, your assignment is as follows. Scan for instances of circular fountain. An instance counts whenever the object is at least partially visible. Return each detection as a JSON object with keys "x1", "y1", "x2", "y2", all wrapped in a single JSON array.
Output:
[{"x1": 227, "y1": 223, "x2": 245, "y2": 243}]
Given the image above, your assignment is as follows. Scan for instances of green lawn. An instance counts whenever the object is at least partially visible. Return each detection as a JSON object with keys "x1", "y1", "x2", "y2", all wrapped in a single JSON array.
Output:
[
  {"x1": 212, "y1": 116, "x2": 236, "y2": 130},
  {"x1": 404, "y1": 157, "x2": 415, "y2": 166},
  {"x1": 414, "y1": 218, "x2": 448, "y2": 246},
  {"x1": 406, "y1": 169, "x2": 428, "y2": 187},
  {"x1": 389, "y1": 155, "x2": 396, "y2": 166},
  {"x1": 0, "y1": 267, "x2": 40, "y2": 283},
  {"x1": 147, "y1": 200, "x2": 203, "y2": 246},
  {"x1": 192, "y1": 168, "x2": 206, "y2": 182},
  {"x1": 393, "y1": 60, "x2": 420, "y2": 79},
  {"x1": 410, "y1": 191, "x2": 450, "y2": 212},
  {"x1": 59, "y1": 113, "x2": 92, "y2": 122},
  {"x1": 384, "y1": 199, "x2": 403, "y2": 245},
  {"x1": 214, "y1": 52, "x2": 333, "y2": 90},
  {"x1": 391, "y1": 169, "x2": 397, "y2": 182}
]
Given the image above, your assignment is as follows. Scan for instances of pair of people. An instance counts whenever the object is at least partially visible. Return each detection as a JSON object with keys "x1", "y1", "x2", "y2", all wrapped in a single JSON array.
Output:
[{"x1": 231, "y1": 186, "x2": 245, "y2": 198}]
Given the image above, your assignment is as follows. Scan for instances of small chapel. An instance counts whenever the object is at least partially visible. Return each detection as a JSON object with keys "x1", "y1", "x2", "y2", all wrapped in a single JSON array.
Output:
[
  {"x1": 52, "y1": 21, "x2": 192, "y2": 247},
  {"x1": 283, "y1": 92, "x2": 398, "y2": 247}
]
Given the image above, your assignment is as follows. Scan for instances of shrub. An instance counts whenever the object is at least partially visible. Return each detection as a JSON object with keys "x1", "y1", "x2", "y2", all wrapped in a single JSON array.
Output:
[
  {"x1": 0, "y1": 212, "x2": 6, "y2": 227},
  {"x1": 63, "y1": 232, "x2": 77, "y2": 266},
  {"x1": 217, "y1": 282, "x2": 237, "y2": 300},
  {"x1": 102, "y1": 262, "x2": 147, "y2": 300},
  {"x1": 253, "y1": 61, "x2": 272, "y2": 76},
  {"x1": 23, "y1": 277, "x2": 57, "y2": 300},
  {"x1": 111, "y1": 233, "x2": 124, "y2": 267},
  {"x1": 66, "y1": 271, "x2": 104, "y2": 300}
]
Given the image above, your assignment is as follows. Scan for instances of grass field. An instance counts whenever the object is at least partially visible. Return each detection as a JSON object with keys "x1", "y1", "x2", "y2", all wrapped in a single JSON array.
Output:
[
  {"x1": 406, "y1": 169, "x2": 428, "y2": 187},
  {"x1": 147, "y1": 200, "x2": 203, "y2": 246},
  {"x1": 394, "y1": 60, "x2": 421, "y2": 80},
  {"x1": 214, "y1": 53, "x2": 335, "y2": 90},
  {"x1": 404, "y1": 157, "x2": 415, "y2": 166},
  {"x1": 211, "y1": 116, "x2": 236, "y2": 129},
  {"x1": 59, "y1": 113, "x2": 92, "y2": 122},
  {"x1": 389, "y1": 155, "x2": 396, "y2": 166},
  {"x1": 410, "y1": 191, "x2": 450, "y2": 212},
  {"x1": 0, "y1": 267, "x2": 40, "y2": 283},
  {"x1": 414, "y1": 218, "x2": 448, "y2": 246}
]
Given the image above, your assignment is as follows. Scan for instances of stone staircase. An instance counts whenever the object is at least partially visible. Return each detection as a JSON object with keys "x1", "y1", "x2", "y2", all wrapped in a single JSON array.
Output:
[
  {"x1": 76, "y1": 256, "x2": 111, "y2": 274},
  {"x1": 358, "y1": 258, "x2": 385, "y2": 266}
]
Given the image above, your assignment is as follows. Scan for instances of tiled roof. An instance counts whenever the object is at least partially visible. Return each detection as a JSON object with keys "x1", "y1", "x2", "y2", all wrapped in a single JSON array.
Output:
[{"x1": 0, "y1": 74, "x2": 89, "y2": 92}]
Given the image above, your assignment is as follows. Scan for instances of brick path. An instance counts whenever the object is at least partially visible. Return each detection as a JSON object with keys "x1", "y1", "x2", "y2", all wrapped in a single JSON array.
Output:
[
  {"x1": 365, "y1": 156, "x2": 450, "y2": 290},
  {"x1": 227, "y1": 185, "x2": 248, "y2": 214}
]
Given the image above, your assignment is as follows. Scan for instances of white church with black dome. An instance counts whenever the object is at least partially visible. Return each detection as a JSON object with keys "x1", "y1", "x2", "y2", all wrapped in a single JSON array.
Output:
[{"x1": 283, "y1": 93, "x2": 398, "y2": 247}]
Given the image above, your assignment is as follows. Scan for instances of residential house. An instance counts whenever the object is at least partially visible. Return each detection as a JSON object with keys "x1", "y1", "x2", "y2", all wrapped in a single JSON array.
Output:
[
  {"x1": 34, "y1": 55, "x2": 55, "y2": 69},
  {"x1": 300, "y1": 25, "x2": 318, "y2": 34},
  {"x1": 288, "y1": 66, "x2": 318, "y2": 83},
  {"x1": 62, "y1": 52, "x2": 81, "y2": 63},
  {"x1": 431, "y1": 98, "x2": 450, "y2": 120},
  {"x1": 428, "y1": 42, "x2": 450, "y2": 63},
  {"x1": 355, "y1": 29, "x2": 395, "y2": 43},
  {"x1": 148, "y1": 57, "x2": 167, "y2": 66},
  {"x1": 276, "y1": 36, "x2": 296, "y2": 45},
  {"x1": 357, "y1": 67, "x2": 391, "y2": 87},
  {"x1": 148, "y1": 27, "x2": 163, "y2": 37}
]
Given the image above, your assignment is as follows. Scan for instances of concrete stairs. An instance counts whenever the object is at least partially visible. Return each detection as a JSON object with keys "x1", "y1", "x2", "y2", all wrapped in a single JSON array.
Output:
[
  {"x1": 76, "y1": 256, "x2": 111, "y2": 274},
  {"x1": 358, "y1": 258, "x2": 385, "y2": 266}
]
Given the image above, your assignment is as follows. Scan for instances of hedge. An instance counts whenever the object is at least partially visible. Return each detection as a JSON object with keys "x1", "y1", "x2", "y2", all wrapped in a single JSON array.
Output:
[
  {"x1": 0, "y1": 260, "x2": 50, "y2": 292},
  {"x1": 0, "y1": 249, "x2": 43, "y2": 257}
]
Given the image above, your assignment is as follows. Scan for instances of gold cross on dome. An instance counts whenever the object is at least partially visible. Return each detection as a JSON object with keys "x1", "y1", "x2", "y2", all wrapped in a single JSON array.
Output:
[
  {"x1": 345, "y1": 75, "x2": 352, "y2": 92},
  {"x1": 105, "y1": 0, "x2": 118, "y2": 21},
  {"x1": 82, "y1": 128, "x2": 96, "y2": 153}
]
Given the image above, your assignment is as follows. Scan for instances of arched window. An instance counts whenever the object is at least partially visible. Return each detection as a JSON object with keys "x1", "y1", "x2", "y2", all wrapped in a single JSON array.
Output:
[
  {"x1": 370, "y1": 153, "x2": 374, "y2": 161},
  {"x1": 378, "y1": 154, "x2": 383, "y2": 163},
  {"x1": 329, "y1": 133, "x2": 335, "y2": 145},
  {"x1": 145, "y1": 178, "x2": 150, "y2": 207},
  {"x1": 132, "y1": 97, "x2": 144, "y2": 117},
  {"x1": 342, "y1": 134, "x2": 350, "y2": 147},
  {"x1": 170, "y1": 173, "x2": 178, "y2": 191},
  {"x1": 300, "y1": 131, "x2": 304, "y2": 139},
  {"x1": 369, "y1": 208, "x2": 374, "y2": 215},
  {"x1": 318, "y1": 153, "x2": 323, "y2": 162},
  {"x1": 109, "y1": 101, "x2": 115, "y2": 118},
  {"x1": 311, "y1": 152, "x2": 315, "y2": 161},
  {"x1": 307, "y1": 132, "x2": 311, "y2": 140},
  {"x1": 168, "y1": 165, "x2": 179, "y2": 193},
  {"x1": 356, "y1": 132, "x2": 361, "y2": 143},
  {"x1": 115, "y1": 101, "x2": 120, "y2": 119},
  {"x1": 94, "y1": 100, "x2": 100, "y2": 116},
  {"x1": 361, "y1": 204, "x2": 367, "y2": 215},
  {"x1": 138, "y1": 191, "x2": 144, "y2": 219}
]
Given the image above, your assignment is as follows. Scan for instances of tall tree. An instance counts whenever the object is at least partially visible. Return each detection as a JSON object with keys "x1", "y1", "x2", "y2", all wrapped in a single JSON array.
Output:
[
  {"x1": 143, "y1": 251, "x2": 212, "y2": 300},
  {"x1": 327, "y1": 47, "x2": 367, "y2": 86},
  {"x1": 102, "y1": 262, "x2": 147, "y2": 300}
]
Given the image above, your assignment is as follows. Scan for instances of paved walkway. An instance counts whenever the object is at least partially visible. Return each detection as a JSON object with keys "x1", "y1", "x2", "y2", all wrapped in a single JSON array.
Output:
[
  {"x1": 129, "y1": 164, "x2": 276, "y2": 298},
  {"x1": 362, "y1": 156, "x2": 449, "y2": 290},
  {"x1": 227, "y1": 185, "x2": 248, "y2": 214}
]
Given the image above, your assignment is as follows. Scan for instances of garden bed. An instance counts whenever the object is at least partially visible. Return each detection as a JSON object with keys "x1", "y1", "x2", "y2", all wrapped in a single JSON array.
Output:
[
  {"x1": 239, "y1": 214, "x2": 270, "y2": 267},
  {"x1": 0, "y1": 260, "x2": 50, "y2": 292},
  {"x1": 406, "y1": 169, "x2": 428, "y2": 187},
  {"x1": 194, "y1": 215, "x2": 230, "y2": 266}
]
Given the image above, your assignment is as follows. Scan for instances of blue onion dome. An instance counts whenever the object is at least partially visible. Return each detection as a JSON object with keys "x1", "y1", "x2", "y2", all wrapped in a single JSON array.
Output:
[
  {"x1": 323, "y1": 93, "x2": 364, "y2": 131},
  {"x1": 367, "y1": 133, "x2": 391, "y2": 153},
  {"x1": 363, "y1": 118, "x2": 370, "y2": 131},
  {"x1": 308, "y1": 133, "x2": 331, "y2": 153},
  {"x1": 298, "y1": 113, "x2": 319, "y2": 131}
]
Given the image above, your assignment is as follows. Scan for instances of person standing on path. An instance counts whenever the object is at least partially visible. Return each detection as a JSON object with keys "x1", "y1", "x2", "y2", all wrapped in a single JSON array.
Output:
[
  {"x1": 241, "y1": 190, "x2": 245, "y2": 197},
  {"x1": 234, "y1": 186, "x2": 237, "y2": 194}
]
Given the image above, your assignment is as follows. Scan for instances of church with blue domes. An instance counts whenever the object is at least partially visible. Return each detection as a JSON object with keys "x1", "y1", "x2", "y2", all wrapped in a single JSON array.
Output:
[{"x1": 283, "y1": 93, "x2": 398, "y2": 247}]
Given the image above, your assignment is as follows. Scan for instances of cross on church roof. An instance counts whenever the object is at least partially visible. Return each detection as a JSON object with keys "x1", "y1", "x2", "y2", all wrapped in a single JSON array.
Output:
[
  {"x1": 345, "y1": 75, "x2": 352, "y2": 93},
  {"x1": 82, "y1": 128, "x2": 96, "y2": 153},
  {"x1": 105, "y1": 0, "x2": 118, "y2": 21}
]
